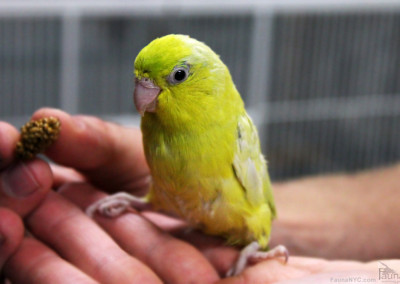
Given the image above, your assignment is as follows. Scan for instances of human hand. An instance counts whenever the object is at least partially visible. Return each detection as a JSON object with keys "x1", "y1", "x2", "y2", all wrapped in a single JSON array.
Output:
[
  {"x1": 0, "y1": 119, "x2": 53, "y2": 280},
  {"x1": 269, "y1": 168, "x2": 400, "y2": 261},
  {"x1": 0, "y1": 108, "x2": 219, "y2": 283},
  {"x1": 1, "y1": 108, "x2": 396, "y2": 283},
  {"x1": 173, "y1": 219, "x2": 386, "y2": 284},
  {"x1": 215, "y1": 256, "x2": 387, "y2": 283}
]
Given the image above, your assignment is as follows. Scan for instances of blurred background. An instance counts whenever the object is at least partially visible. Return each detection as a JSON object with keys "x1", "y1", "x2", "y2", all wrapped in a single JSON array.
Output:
[{"x1": 0, "y1": 0, "x2": 399, "y2": 180}]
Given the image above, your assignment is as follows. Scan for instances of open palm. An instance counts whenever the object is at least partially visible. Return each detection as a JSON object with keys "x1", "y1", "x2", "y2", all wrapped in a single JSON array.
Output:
[{"x1": 0, "y1": 108, "x2": 387, "y2": 283}]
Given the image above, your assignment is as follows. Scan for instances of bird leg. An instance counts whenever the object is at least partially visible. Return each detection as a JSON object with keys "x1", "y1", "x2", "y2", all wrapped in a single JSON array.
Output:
[
  {"x1": 86, "y1": 192, "x2": 150, "y2": 217},
  {"x1": 226, "y1": 242, "x2": 289, "y2": 277}
]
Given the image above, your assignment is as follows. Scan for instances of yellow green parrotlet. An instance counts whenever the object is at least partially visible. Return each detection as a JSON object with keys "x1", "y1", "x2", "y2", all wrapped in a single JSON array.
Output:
[{"x1": 87, "y1": 34, "x2": 288, "y2": 276}]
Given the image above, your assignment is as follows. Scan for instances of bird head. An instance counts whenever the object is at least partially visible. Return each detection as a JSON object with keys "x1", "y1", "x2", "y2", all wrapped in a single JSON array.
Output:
[{"x1": 133, "y1": 34, "x2": 239, "y2": 124}]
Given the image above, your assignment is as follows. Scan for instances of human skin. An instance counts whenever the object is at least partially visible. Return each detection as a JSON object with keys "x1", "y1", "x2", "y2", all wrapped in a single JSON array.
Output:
[
  {"x1": 0, "y1": 108, "x2": 399, "y2": 283},
  {"x1": 270, "y1": 163, "x2": 400, "y2": 261}
]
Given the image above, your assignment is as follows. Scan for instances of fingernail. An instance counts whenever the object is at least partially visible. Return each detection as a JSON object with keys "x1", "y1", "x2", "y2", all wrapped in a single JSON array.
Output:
[{"x1": 1, "y1": 162, "x2": 39, "y2": 198}]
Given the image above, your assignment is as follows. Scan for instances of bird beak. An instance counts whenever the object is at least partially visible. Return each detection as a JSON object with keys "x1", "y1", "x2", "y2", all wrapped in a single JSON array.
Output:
[{"x1": 133, "y1": 77, "x2": 161, "y2": 116}]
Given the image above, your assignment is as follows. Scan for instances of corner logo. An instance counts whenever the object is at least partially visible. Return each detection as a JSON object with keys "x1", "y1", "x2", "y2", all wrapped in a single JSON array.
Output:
[{"x1": 379, "y1": 262, "x2": 400, "y2": 283}]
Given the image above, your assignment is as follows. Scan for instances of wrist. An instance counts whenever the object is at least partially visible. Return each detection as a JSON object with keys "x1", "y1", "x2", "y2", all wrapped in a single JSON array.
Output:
[{"x1": 270, "y1": 178, "x2": 356, "y2": 259}]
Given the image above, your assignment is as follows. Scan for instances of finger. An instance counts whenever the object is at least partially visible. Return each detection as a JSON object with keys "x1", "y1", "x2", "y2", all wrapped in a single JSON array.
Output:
[
  {"x1": 0, "y1": 121, "x2": 53, "y2": 217},
  {"x1": 0, "y1": 158, "x2": 53, "y2": 217},
  {"x1": 216, "y1": 257, "x2": 372, "y2": 284},
  {"x1": 31, "y1": 108, "x2": 149, "y2": 194},
  {"x1": 292, "y1": 256, "x2": 371, "y2": 273},
  {"x1": 0, "y1": 122, "x2": 19, "y2": 170},
  {"x1": 26, "y1": 191, "x2": 162, "y2": 284},
  {"x1": 235, "y1": 258, "x2": 375, "y2": 284},
  {"x1": 217, "y1": 258, "x2": 310, "y2": 284},
  {"x1": 169, "y1": 227, "x2": 238, "y2": 275},
  {"x1": 51, "y1": 164, "x2": 86, "y2": 188},
  {"x1": 0, "y1": 208, "x2": 24, "y2": 270},
  {"x1": 144, "y1": 212, "x2": 238, "y2": 275},
  {"x1": 275, "y1": 271, "x2": 377, "y2": 284},
  {"x1": 3, "y1": 238, "x2": 98, "y2": 284},
  {"x1": 60, "y1": 183, "x2": 220, "y2": 284}
]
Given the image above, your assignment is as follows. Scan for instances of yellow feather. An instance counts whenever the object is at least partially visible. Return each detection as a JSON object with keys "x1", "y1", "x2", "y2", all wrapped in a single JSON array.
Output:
[{"x1": 135, "y1": 34, "x2": 276, "y2": 249}]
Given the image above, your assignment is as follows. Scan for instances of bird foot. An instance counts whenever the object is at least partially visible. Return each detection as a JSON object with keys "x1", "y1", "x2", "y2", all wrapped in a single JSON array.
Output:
[
  {"x1": 86, "y1": 192, "x2": 149, "y2": 217},
  {"x1": 226, "y1": 242, "x2": 289, "y2": 277}
]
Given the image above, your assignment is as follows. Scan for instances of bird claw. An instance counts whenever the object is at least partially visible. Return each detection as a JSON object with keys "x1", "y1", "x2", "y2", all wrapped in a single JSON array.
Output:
[
  {"x1": 86, "y1": 192, "x2": 149, "y2": 218},
  {"x1": 226, "y1": 242, "x2": 289, "y2": 277},
  {"x1": 249, "y1": 244, "x2": 289, "y2": 264}
]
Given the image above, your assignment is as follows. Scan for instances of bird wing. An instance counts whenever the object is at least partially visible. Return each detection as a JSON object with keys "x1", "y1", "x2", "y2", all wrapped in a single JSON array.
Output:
[{"x1": 232, "y1": 113, "x2": 276, "y2": 217}]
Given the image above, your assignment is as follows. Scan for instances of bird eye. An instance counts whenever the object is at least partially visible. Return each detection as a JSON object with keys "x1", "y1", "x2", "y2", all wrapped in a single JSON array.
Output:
[
  {"x1": 174, "y1": 69, "x2": 186, "y2": 81},
  {"x1": 168, "y1": 65, "x2": 189, "y2": 84}
]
